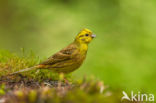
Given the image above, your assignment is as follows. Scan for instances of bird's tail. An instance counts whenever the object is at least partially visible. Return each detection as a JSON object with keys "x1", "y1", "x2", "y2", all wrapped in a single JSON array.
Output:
[{"x1": 10, "y1": 65, "x2": 39, "y2": 75}]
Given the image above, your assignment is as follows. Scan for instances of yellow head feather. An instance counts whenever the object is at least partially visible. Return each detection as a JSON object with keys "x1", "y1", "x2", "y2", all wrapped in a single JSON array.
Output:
[{"x1": 75, "y1": 28, "x2": 96, "y2": 44}]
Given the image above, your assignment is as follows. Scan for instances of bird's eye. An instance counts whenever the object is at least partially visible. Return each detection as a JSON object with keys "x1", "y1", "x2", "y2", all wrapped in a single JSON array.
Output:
[{"x1": 85, "y1": 34, "x2": 89, "y2": 36}]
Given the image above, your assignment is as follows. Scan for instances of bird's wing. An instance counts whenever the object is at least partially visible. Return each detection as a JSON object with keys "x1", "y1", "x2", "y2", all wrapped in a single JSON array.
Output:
[{"x1": 40, "y1": 44, "x2": 77, "y2": 65}]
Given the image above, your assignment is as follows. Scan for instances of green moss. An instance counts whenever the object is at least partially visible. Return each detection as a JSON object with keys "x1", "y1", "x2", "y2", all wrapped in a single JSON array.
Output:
[
  {"x1": 0, "y1": 50, "x2": 139, "y2": 103},
  {"x1": 0, "y1": 50, "x2": 72, "y2": 82},
  {"x1": 4, "y1": 81, "x2": 123, "y2": 103},
  {"x1": 0, "y1": 84, "x2": 6, "y2": 96},
  {"x1": 28, "y1": 90, "x2": 37, "y2": 103}
]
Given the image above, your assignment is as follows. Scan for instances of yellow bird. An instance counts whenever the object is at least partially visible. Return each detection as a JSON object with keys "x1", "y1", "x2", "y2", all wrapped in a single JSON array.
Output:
[{"x1": 11, "y1": 28, "x2": 96, "y2": 74}]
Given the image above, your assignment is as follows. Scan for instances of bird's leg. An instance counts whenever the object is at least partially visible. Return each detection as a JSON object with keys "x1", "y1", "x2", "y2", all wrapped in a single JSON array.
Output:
[
  {"x1": 59, "y1": 73, "x2": 70, "y2": 86},
  {"x1": 63, "y1": 78, "x2": 69, "y2": 85}
]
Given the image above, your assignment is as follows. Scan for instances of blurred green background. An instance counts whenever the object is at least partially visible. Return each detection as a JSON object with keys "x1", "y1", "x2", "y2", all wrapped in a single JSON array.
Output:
[{"x1": 0, "y1": 0, "x2": 156, "y2": 94}]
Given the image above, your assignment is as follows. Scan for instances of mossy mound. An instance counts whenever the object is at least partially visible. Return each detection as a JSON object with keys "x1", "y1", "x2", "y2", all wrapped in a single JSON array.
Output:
[{"x1": 0, "y1": 50, "x2": 139, "y2": 103}]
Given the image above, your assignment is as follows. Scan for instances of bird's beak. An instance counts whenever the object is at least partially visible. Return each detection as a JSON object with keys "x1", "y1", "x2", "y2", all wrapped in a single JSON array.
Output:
[{"x1": 91, "y1": 34, "x2": 96, "y2": 38}]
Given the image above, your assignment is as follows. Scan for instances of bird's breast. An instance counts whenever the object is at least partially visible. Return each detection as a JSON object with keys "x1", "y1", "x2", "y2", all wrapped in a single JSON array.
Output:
[{"x1": 79, "y1": 43, "x2": 88, "y2": 55}]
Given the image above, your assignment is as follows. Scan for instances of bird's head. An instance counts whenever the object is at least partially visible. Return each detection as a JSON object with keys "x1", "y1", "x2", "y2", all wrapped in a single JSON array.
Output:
[{"x1": 75, "y1": 28, "x2": 96, "y2": 44}]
